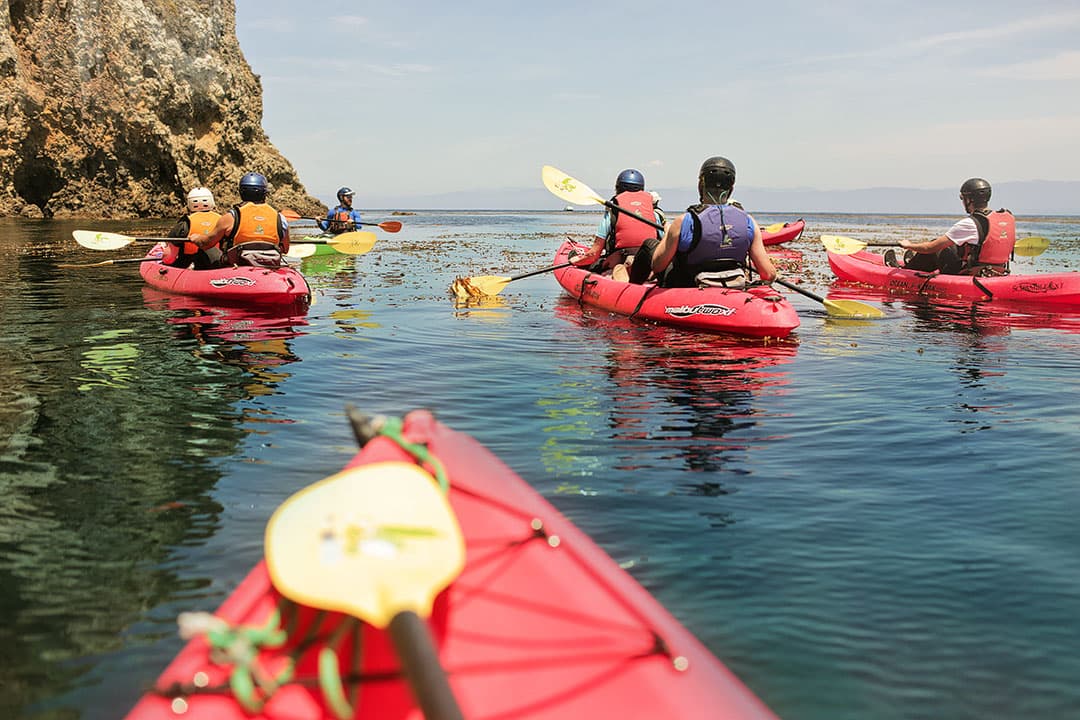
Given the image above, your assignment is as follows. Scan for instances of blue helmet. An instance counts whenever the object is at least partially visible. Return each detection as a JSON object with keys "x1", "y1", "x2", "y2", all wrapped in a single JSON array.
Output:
[
  {"x1": 239, "y1": 172, "x2": 268, "y2": 202},
  {"x1": 337, "y1": 186, "x2": 355, "y2": 203},
  {"x1": 615, "y1": 168, "x2": 645, "y2": 193}
]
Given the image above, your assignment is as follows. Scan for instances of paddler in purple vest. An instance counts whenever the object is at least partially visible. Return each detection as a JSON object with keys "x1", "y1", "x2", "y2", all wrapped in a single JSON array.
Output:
[
  {"x1": 568, "y1": 168, "x2": 664, "y2": 282},
  {"x1": 633, "y1": 156, "x2": 779, "y2": 287},
  {"x1": 894, "y1": 178, "x2": 1016, "y2": 276}
]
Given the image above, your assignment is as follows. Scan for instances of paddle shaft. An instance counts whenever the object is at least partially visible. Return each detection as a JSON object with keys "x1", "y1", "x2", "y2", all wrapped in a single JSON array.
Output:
[
  {"x1": 509, "y1": 262, "x2": 574, "y2": 282},
  {"x1": 389, "y1": 611, "x2": 464, "y2": 720},
  {"x1": 60, "y1": 257, "x2": 157, "y2": 268},
  {"x1": 284, "y1": 212, "x2": 401, "y2": 232}
]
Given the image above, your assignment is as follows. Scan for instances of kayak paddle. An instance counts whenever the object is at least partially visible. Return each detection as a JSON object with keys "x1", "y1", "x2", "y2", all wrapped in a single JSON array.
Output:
[
  {"x1": 455, "y1": 262, "x2": 575, "y2": 298},
  {"x1": 265, "y1": 461, "x2": 465, "y2": 720},
  {"x1": 822, "y1": 234, "x2": 1050, "y2": 257},
  {"x1": 292, "y1": 231, "x2": 377, "y2": 255},
  {"x1": 281, "y1": 209, "x2": 403, "y2": 233},
  {"x1": 73, "y1": 230, "x2": 179, "y2": 251},
  {"x1": 542, "y1": 166, "x2": 884, "y2": 319},
  {"x1": 58, "y1": 257, "x2": 158, "y2": 268}
]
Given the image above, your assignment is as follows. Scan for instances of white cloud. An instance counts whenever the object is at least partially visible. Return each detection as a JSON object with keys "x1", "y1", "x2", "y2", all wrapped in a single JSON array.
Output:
[{"x1": 980, "y1": 50, "x2": 1080, "y2": 81}]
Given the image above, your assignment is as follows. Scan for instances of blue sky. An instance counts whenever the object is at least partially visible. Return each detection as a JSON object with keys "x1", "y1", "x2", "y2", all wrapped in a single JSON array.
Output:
[{"x1": 236, "y1": 1, "x2": 1080, "y2": 205}]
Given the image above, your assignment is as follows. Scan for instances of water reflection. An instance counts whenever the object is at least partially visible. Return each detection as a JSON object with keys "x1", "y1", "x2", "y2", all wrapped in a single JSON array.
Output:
[
  {"x1": 829, "y1": 280, "x2": 1080, "y2": 335},
  {"x1": 141, "y1": 287, "x2": 309, "y2": 397},
  {"x1": 545, "y1": 298, "x2": 798, "y2": 486}
]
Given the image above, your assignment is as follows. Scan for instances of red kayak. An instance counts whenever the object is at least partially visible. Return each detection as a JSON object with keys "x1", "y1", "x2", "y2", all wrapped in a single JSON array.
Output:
[
  {"x1": 760, "y1": 219, "x2": 804, "y2": 246},
  {"x1": 827, "y1": 249, "x2": 1080, "y2": 306},
  {"x1": 139, "y1": 243, "x2": 311, "y2": 305},
  {"x1": 552, "y1": 240, "x2": 799, "y2": 338},
  {"x1": 126, "y1": 410, "x2": 776, "y2": 720}
]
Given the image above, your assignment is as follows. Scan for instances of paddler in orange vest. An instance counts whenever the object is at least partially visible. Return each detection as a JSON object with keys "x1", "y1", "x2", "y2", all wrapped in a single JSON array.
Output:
[
  {"x1": 164, "y1": 187, "x2": 220, "y2": 269},
  {"x1": 190, "y1": 172, "x2": 290, "y2": 267},
  {"x1": 567, "y1": 168, "x2": 664, "y2": 282},
  {"x1": 893, "y1": 178, "x2": 1016, "y2": 276}
]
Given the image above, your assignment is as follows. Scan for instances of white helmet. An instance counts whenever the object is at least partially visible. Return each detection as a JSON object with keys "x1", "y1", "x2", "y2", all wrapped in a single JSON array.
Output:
[
  {"x1": 649, "y1": 190, "x2": 662, "y2": 206},
  {"x1": 186, "y1": 186, "x2": 215, "y2": 212}
]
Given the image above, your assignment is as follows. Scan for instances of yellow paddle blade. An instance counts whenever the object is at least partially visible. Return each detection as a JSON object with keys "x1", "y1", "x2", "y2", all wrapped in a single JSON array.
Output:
[
  {"x1": 1014, "y1": 236, "x2": 1049, "y2": 257},
  {"x1": 821, "y1": 234, "x2": 866, "y2": 255},
  {"x1": 451, "y1": 275, "x2": 511, "y2": 299},
  {"x1": 541, "y1": 165, "x2": 605, "y2": 206},
  {"x1": 326, "y1": 231, "x2": 377, "y2": 255},
  {"x1": 285, "y1": 243, "x2": 318, "y2": 259},
  {"x1": 265, "y1": 461, "x2": 465, "y2": 628},
  {"x1": 824, "y1": 298, "x2": 887, "y2": 319},
  {"x1": 762, "y1": 222, "x2": 785, "y2": 234},
  {"x1": 72, "y1": 230, "x2": 137, "y2": 251}
]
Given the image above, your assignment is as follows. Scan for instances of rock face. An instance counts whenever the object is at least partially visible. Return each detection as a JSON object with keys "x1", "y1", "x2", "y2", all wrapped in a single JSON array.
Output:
[{"x1": 0, "y1": 0, "x2": 323, "y2": 219}]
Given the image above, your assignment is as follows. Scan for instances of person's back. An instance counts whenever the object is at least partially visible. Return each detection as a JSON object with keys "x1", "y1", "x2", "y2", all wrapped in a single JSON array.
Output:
[
  {"x1": 189, "y1": 172, "x2": 290, "y2": 267},
  {"x1": 640, "y1": 156, "x2": 778, "y2": 288},
  {"x1": 897, "y1": 178, "x2": 1016, "y2": 276},
  {"x1": 165, "y1": 187, "x2": 220, "y2": 269}
]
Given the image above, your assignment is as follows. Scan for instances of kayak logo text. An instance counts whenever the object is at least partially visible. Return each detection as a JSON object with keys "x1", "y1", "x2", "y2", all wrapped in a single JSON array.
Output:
[
  {"x1": 665, "y1": 303, "x2": 736, "y2": 318},
  {"x1": 210, "y1": 277, "x2": 257, "y2": 288}
]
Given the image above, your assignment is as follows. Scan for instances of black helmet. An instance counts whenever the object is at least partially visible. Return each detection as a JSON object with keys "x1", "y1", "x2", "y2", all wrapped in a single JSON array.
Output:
[
  {"x1": 615, "y1": 169, "x2": 645, "y2": 193},
  {"x1": 239, "y1": 172, "x2": 268, "y2": 202},
  {"x1": 337, "y1": 186, "x2": 355, "y2": 203},
  {"x1": 699, "y1": 156, "x2": 736, "y2": 190},
  {"x1": 960, "y1": 177, "x2": 991, "y2": 204}
]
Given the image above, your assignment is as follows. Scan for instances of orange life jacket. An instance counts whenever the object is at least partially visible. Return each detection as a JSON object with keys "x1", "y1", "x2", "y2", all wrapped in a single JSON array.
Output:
[
  {"x1": 223, "y1": 202, "x2": 284, "y2": 252},
  {"x1": 182, "y1": 211, "x2": 219, "y2": 254}
]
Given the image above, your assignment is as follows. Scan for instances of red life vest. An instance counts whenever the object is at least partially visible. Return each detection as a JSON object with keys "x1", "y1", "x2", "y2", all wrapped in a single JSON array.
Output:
[
  {"x1": 608, "y1": 190, "x2": 659, "y2": 253},
  {"x1": 966, "y1": 208, "x2": 1015, "y2": 269}
]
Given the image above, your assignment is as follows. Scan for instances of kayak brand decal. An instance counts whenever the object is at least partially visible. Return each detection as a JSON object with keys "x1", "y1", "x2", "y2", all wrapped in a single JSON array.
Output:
[
  {"x1": 210, "y1": 276, "x2": 257, "y2": 288},
  {"x1": 319, "y1": 520, "x2": 440, "y2": 565},
  {"x1": 665, "y1": 303, "x2": 736, "y2": 318},
  {"x1": 1013, "y1": 279, "x2": 1064, "y2": 295}
]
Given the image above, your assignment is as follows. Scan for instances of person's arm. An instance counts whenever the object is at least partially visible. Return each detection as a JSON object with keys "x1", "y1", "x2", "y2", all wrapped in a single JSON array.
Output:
[
  {"x1": 318, "y1": 208, "x2": 333, "y2": 232},
  {"x1": 351, "y1": 209, "x2": 364, "y2": 229},
  {"x1": 899, "y1": 234, "x2": 952, "y2": 254},
  {"x1": 746, "y1": 219, "x2": 778, "y2": 281},
  {"x1": 166, "y1": 218, "x2": 190, "y2": 240},
  {"x1": 650, "y1": 215, "x2": 684, "y2": 275},
  {"x1": 568, "y1": 236, "x2": 605, "y2": 266},
  {"x1": 191, "y1": 212, "x2": 233, "y2": 249}
]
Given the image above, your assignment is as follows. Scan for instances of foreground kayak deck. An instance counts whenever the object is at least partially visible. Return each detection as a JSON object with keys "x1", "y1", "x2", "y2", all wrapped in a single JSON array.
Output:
[
  {"x1": 760, "y1": 219, "x2": 805, "y2": 246},
  {"x1": 552, "y1": 240, "x2": 800, "y2": 338},
  {"x1": 139, "y1": 244, "x2": 311, "y2": 305},
  {"x1": 126, "y1": 410, "x2": 776, "y2": 720},
  {"x1": 827, "y1": 249, "x2": 1080, "y2": 306}
]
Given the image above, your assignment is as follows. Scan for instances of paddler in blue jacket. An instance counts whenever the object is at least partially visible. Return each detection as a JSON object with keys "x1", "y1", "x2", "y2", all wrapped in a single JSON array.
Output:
[
  {"x1": 635, "y1": 156, "x2": 779, "y2": 287},
  {"x1": 318, "y1": 186, "x2": 364, "y2": 234}
]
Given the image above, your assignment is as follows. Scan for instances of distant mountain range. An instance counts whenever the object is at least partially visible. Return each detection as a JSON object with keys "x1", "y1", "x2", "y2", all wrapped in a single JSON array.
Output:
[{"x1": 356, "y1": 180, "x2": 1079, "y2": 216}]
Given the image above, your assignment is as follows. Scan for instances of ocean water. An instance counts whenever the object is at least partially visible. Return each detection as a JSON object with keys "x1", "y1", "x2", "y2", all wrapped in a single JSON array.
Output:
[{"x1": 1, "y1": 210, "x2": 1079, "y2": 719}]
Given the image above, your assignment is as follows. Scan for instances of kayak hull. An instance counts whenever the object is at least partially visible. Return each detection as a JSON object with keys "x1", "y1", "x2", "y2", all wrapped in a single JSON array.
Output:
[
  {"x1": 126, "y1": 410, "x2": 775, "y2": 720},
  {"x1": 552, "y1": 240, "x2": 800, "y2": 338},
  {"x1": 827, "y1": 249, "x2": 1080, "y2": 306},
  {"x1": 760, "y1": 219, "x2": 804, "y2": 246},
  {"x1": 139, "y1": 244, "x2": 311, "y2": 305}
]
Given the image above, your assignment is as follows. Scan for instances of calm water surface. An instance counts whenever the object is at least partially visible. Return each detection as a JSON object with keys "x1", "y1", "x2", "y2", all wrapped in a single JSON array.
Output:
[{"x1": 2, "y1": 211, "x2": 1079, "y2": 719}]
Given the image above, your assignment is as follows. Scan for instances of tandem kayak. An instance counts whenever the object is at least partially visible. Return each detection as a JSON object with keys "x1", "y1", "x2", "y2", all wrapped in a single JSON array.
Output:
[
  {"x1": 827, "y1": 249, "x2": 1080, "y2": 306},
  {"x1": 760, "y1": 219, "x2": 805, "y2": 246},
  {"x1": 139, "y1": 244, "x2": 311, "y2": 305},
  {"x1": 125, "y1": 409, "x2": 776, "y2": 720},
  {"x1": 552, "y1": 240, "x2": 800, "y2": 338}
]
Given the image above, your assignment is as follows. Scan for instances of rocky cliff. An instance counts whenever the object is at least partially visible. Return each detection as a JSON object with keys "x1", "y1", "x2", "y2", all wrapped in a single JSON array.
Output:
[{"x1": 0, "y1": 0, "x2": 323, "y2": 219}]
